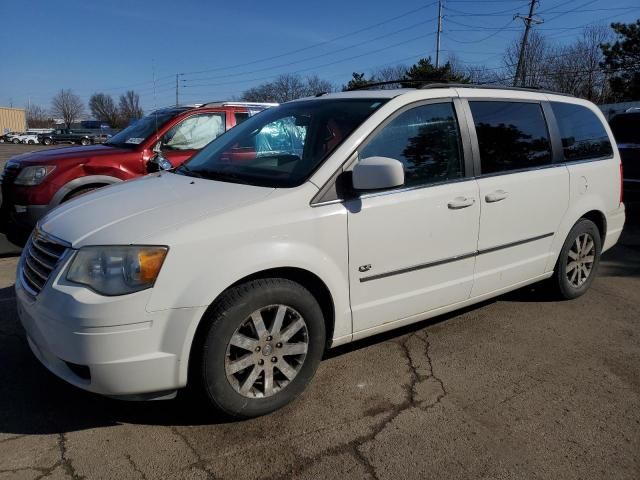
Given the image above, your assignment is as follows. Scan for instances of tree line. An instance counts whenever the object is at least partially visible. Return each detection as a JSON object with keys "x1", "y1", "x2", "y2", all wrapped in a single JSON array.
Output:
[
  {"x1": 240, "y1": 19, "x2": 639, "y2": 104},
  {"x1": 25, "y1": 19, "x2": 639, "y2": 128},
  {"x1": 26, "y1": 89, "x2": 144, "y2": 129}
]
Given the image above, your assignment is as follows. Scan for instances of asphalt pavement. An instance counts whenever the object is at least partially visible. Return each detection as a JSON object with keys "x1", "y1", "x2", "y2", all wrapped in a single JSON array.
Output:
[{"x1": 0, "y1": 143, "x2": 639, "y2": 479}]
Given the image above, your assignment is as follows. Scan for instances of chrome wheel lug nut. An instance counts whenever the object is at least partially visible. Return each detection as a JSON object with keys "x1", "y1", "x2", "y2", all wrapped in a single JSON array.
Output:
[
  {"x1": 276, "y1": 342, "x2": 282, "y2": 348},
  {"x1": 258, "y1": 359, "x2": 264, "y2": 365},
  {"x1": 255, "y1": 346, "x2": 261, "y2": 352},
  {"x1": 271, "y1": 357, "x2": 277, "y2": 363},
  {"x1": 267, "y1": 336, "x2": 273, "y2": 341}
]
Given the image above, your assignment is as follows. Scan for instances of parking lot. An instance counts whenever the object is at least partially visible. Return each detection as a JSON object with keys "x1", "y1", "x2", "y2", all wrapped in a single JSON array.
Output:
[{"x1": 1, "y1": 143, "x2": 639, "y2": 479}]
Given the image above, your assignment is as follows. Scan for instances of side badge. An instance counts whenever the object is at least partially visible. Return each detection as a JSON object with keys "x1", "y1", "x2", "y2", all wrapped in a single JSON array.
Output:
[{"x1": 358, "y1": 264, "x2": 372, "y2": 273}]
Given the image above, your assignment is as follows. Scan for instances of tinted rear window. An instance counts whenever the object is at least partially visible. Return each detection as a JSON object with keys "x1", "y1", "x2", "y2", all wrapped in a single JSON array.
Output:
[
  {"x1": 609, "y1": 113, "x2": 640, "y2": 145},
  {"x1": 470, "y1": 101, "x2": 552, "y2": 175},
  {"x1": 551, "y1": 102, "x2": 613, "y2": 161}
]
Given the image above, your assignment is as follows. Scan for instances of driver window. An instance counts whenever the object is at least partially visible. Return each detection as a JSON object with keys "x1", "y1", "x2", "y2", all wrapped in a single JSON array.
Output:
[
  {"x1": 359, "y1": 102, "x2": 464, "y2": 188},
  {"x1": 220, "y1": 115, "x2": 308, "y2": 168},
  {"x1": 255, "y1": 116, "x2": 307, "y2": 158},
  {"x1": 162, "y1": 113, "x2": 225, "y2": 151}
]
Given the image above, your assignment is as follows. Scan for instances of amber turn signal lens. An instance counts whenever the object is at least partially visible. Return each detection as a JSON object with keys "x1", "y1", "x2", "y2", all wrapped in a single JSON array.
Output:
[{"x1": 138, "y1": 248, "x2": 168, "y2": 283}]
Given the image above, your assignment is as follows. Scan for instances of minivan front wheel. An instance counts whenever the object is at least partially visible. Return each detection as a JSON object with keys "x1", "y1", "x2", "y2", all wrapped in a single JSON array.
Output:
[
  {"x1": 198, "y1": 278, "x2": 326, "y2": 418},
  {"x1": 551, "y1": 218, "x2": 601, "y2": 300}
]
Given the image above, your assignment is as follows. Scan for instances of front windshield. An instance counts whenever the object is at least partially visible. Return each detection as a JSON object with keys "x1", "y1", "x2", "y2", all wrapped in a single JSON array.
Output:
[
  {"x1": 177, "y1": 98, "x2": 387, "y2": 187},
  {"x1": 105, "y1": 109, "x2": 184, "y2": 147}
]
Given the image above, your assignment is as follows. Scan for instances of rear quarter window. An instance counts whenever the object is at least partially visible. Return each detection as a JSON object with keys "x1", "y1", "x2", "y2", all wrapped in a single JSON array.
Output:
[
  {"x1": 550, "y1": 102, "x2": 613, "y2": 161},
  {"x1": 469, "y1": 101, "x2": 552, "y2": 175}
]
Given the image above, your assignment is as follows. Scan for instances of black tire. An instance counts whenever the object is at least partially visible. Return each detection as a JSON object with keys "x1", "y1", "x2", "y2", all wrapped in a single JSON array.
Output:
[
  {"x1": 43, "y1": 138, "x2": 52, "y2": 145},
  {"x1": 550, "y1": 218, "x2": 602, "y2": 300},
  {"x1": 12, "y1": 138, "x2": 19, "y2": 144},
  {"x1": 197, "y1": 278, "x2": 326, "y2": 418},
  {"x1": 80, "y1": 138, "x2": 91, "y2": 146},
  {"x1": 27, "y1": 140, "x2": 35, "y2": 145},
  {"x1": 63, "y1": 186, "x2": 100, "y2": 202}
]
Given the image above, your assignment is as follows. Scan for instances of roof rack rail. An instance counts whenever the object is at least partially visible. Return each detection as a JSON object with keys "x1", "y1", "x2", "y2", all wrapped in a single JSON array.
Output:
[
  {"x1": 419, "y1": 82, "x2": 575, "y2": 97},
  {"x1": 201, "y1": 101, "x2": 279, "y2": 108},
  {"x1": 346, "y1": 79, "x2": 574, "y2": 97},
  {"x1": 346, "y1": 79, "x2": 425, "y2": 91}
]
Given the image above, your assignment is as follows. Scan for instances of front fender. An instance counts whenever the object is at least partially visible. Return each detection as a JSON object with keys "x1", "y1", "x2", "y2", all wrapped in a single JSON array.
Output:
[{"x1": 49, "y1": 175, "x2": 123, "y2": 207}]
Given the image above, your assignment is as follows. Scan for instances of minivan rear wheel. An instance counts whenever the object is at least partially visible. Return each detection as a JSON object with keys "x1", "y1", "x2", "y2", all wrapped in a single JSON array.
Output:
[
  {"x1": 550, "y1": 218, "x2": 601, "y2": 300},
  {"x1": 198, "y1": 278, "x2": 325, "y2": 418}
]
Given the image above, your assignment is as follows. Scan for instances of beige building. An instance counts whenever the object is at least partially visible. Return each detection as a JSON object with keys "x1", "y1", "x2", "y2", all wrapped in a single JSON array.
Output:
[{"x1": 0, "y1": 107, "x2": 26, "y2": 134}]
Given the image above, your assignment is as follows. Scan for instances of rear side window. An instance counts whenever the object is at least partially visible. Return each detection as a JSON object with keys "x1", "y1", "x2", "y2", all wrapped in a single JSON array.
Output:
[
  {"x1": 234, "y1": 112, "x2": 250, "y2": 125},
  {"x1": 610, "y1": 113, "x2": 640, "y2": 144},
  {"x1": 551, "y1": 102, "x2": 613, "y2": 161},
  {"x1": 360, "y1": 102, "x2": 464, "y2": 188},
  {"x1": 470, "y1": 101, "x2": 552, "y2": 175}
]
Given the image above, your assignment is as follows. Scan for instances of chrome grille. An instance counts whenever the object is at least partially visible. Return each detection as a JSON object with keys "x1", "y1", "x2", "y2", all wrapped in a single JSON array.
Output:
[{"x1": 21, "y1": 229, "x2": 68, "y2": 295}]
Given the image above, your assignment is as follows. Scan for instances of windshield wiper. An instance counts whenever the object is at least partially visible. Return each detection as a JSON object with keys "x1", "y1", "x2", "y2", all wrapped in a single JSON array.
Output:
[
  {"x1": 176, "y1": 164, "x2": 205, "y2": 178},
  {"x1": 199, "y1": 170, "x2": 251, "y2": 185}
]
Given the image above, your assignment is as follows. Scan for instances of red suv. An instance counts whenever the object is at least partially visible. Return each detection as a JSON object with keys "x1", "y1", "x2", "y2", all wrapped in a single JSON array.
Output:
[{"x1": 0, "y1": 102, "x2": 275, "y2": 237}]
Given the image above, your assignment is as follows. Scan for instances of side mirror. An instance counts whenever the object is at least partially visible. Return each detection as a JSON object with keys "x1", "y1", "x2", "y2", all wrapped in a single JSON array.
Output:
[
  {"x1": 148, "y1": 142, "x2": 172, "y2": 172},
  {"x1": 352, "y1": 156, "x2": 404, "y2": 191}
]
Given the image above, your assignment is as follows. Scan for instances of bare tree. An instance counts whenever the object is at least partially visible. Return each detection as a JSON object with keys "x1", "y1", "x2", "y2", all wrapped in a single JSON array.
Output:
[
  {"x1": 545, "y1": 26, "x2": 612, "y2": 102},
  {"x1": 504, "y1": 31, "x2": 550, "y2": 88},
  {"x1": 242, "y1": 74, "x2": 334, "y2": 102},
  {"x1": 119, "y1": 90, "x2": 143, "y2": 125},
  {"x1": 305, "y1": 75, "x2": 334, "y2": 96},
  {"x1": 51, "y1": 89, "x2": 84, "y2": 128},
  {"x1": 26, "y1": 105, "x2": 52, "y2": 128},
  {"x1": 89, "y1": 93, "x2": 120, "y2": 127},
  {"x1": 371, "y1": 64, "x2": 408, "y2": 87}
]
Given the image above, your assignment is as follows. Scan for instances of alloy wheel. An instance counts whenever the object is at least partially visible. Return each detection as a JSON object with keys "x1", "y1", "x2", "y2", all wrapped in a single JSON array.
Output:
[
  {"x1": 566, "y1": 233, "x2": 595, "y2": 288},
  {"x1": 225, "y1": 304, "x2": 309, "y2": 398}
]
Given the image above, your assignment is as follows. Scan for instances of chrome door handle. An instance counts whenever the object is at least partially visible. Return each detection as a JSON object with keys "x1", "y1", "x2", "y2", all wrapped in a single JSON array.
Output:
[
  {"x1": 485, "y1": 190, "x2": 508, "y2": 203},
  {"x1": 448, "y1": 197, "x2": 476, "y2": 209}
]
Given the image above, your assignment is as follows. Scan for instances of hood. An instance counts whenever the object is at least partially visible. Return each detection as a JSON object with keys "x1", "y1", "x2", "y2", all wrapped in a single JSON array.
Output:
[
  {"x1": 40, "y1": 172, "x2": 275, "y2": 247},
  {"x1": 10, "y1": 145, "x2": 131, "y2": 165}
]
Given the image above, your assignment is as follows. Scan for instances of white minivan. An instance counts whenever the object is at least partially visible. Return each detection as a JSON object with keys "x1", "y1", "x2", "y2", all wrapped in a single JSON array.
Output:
[{"x1": 15, "y1": 86, "x2": 625, "y2": 417}]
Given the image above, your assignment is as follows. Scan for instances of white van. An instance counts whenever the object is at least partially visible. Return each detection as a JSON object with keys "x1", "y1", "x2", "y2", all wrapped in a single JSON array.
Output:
[{"x1": 15, "y1": 86, "x2": 625, "y2": 417}]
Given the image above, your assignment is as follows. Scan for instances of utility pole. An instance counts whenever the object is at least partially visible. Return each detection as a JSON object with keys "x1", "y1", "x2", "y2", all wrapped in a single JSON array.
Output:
[
  {"x1": 175, "y1": 73, "x2": 180, "y2": 107},
  {"x1": 435, "y1": 0, "x2": 443, "y2": 68},
  {"x1": 514, "y1": 0, "x2": 543, "y2": 87}
]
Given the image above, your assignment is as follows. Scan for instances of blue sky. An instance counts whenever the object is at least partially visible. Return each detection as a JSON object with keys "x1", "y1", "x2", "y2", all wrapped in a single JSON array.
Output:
[{"x1": 0, "y1": 0, "x2": 638, "y2": 113}]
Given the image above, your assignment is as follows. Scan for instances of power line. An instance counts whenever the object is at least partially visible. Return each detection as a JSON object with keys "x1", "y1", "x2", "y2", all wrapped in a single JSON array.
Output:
[
  {"x1": 8, "y1": 3, "x2": 440, "y2": 104},
  {"x1": 514, "y1": 0, "x2": 543, "y2": 86},
  {"x1": 444, "y1": 18, "x2": 516, "y2": 43},
  {"x1": 180, "y1": 2, "x2": 438, "y2": 77},
  {"x1": 182, "y1": 16, "x2": 439, "y2": 84},
  {"x1": 444, "y1": 1, "x2": 530, "y2": 16},
  {"x1": 183, "y1": 32, "x2": 437, "y2": 90}
]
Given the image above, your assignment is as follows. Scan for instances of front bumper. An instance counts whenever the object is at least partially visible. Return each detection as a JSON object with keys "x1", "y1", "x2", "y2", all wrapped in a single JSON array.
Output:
[
  {"x1": 15, "y1": 254, "x2": 207, "y2": 399},
  {"x1": 6, "y1": 204, "x2": 48, "y2": 229}
]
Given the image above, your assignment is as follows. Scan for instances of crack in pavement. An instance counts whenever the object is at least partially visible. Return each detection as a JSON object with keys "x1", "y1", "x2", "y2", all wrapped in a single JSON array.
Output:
[
  {"x1": 59, "y1": 432, "x2": 84, "y2": 480},
  {"x1": 271, "y1": 331, "x2": 448, "y2": 480},
  {"x1": 125, "y1": 453, "x2": 149, "y2": 480},
  {"x1": 170, "y1": 426, "x2": 220, "y2": 480}
]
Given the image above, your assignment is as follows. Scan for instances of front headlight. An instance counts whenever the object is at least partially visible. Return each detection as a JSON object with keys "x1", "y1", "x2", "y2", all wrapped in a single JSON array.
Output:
[
  {"x1": 67, "y1": 246, "x2": 168, "y2": 296},
  {"x1": 14, "y1": 165, "x2": 56, "y2": 185}
]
